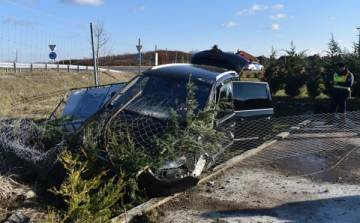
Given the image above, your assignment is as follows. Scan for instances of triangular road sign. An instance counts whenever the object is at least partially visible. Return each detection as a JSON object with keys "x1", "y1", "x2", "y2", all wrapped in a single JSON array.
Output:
[
  {"x1": 136, "y1": 45, "x2": 142, "y2": 52},
  {"x1": 49, "y1": 45, "x2": 56, "y2": 51}
]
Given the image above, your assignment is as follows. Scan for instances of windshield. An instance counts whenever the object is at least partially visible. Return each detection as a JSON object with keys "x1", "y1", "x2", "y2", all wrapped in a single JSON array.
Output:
[{"x1": 110, "y1": 75, "x2": 211, "y2": 119}]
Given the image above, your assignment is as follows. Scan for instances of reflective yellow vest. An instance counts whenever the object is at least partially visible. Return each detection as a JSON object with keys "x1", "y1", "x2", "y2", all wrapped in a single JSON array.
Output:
[{"x1": 333, "y1": 71, "x2": 351, "y2": 91}]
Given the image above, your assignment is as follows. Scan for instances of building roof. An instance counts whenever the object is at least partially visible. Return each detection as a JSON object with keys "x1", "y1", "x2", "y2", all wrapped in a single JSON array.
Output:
[{"x1": 235, "y1": 50, "x2": 259, "y2": 63}]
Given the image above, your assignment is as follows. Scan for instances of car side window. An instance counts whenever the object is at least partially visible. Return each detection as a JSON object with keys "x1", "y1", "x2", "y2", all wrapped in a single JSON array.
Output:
[{"x1": 216, "y1": 82, "x2": 234, "y2": 119}]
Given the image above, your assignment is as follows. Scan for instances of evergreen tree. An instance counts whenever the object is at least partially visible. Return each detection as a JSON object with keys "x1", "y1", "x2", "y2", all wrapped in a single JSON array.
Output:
[
  {"x1": 282, "y1": 41, "x2": 308, "y2": 97},
  {"x1": 345, "y1": 43, "x2": 360, "y2": 99},
  {"x1": 322, "y1": 33, "x2": 342, "y2": 98},
  {"x1": 260, "y1": 47, "x2": 284, "y2": 95},
  {"x1": 211, "y1": 44, "x2": 221, "y2": 52},
  {"x1": 50, "y1": 149, "x2": 126, "y2": 223},
  {"x1": 306, "y1": 54, "x2": 324, "y2": 99}
]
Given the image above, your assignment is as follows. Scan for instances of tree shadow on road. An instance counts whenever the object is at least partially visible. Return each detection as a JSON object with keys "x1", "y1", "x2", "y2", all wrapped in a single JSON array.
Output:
[{"x1": 201, "y1": 195, "x2": 360, "y2": 223}]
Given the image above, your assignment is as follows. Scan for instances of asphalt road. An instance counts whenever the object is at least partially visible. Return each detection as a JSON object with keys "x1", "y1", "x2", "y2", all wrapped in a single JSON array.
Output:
[{"x1": 106, "y1": 66, "x2": 152, "y2": 73}]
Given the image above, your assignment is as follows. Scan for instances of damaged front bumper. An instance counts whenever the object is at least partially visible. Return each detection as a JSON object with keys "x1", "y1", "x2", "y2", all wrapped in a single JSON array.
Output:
[
  {"x1": 139, "y1": 155, "x2": 207, "y2": 196},
  {"x1": 138, "y1": 168, "x2": 200, "y2": 196}
]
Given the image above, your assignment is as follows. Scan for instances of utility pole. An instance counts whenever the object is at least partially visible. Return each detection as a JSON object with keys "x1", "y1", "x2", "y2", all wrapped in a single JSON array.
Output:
[
  {"x1": 90, "y1": 23, "x2": 99, "y2": 87},
  {"x1": 155, "y1": 45, "x2": 158, "y2": 66},
  {"x1": 357, "y1": 27, "x2": 360, "y2": 58}
]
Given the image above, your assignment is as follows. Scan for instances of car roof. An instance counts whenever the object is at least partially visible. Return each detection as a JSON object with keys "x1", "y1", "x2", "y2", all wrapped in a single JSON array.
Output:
[{"x1": 144, "y1": 63, "x2": 238, "y2": 84}]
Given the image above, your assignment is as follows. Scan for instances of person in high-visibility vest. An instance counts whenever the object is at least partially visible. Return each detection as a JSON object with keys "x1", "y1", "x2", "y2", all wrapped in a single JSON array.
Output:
[{"x1": 329, "y1": 61, "x2": 354, "y2": 115}]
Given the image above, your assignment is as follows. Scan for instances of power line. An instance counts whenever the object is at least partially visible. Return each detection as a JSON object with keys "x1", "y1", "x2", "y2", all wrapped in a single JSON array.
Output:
[{"x1": 1, "y1": 0, "x2": 88, "y2": 26}]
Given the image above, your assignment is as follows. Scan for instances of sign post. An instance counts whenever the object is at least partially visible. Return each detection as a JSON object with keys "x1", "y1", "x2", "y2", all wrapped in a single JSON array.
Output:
[
  {"x1": 136, "y1": 38, "x2": 142, "y2": 74},
  {"x1": 49, "y1": 45, "x2": 57, "y2": 63},
  {"x1": 90, "y1": 23, "x2": 99, "y2": 87}
]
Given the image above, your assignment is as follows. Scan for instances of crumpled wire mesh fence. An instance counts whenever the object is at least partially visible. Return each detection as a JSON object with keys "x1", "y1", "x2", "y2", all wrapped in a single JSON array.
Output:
[
  {"x1": 0, "y1": 119, "x2": 67, "y2": 179},
  {"x1": 1, "y1": 109, "x2": 360, "y2": 180}
]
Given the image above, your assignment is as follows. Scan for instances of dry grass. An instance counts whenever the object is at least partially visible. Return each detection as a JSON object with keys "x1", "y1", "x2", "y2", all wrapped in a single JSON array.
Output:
[
  {"x1": 0, "y1": 176, "x2": 13, "y2": 201},
  {"x1": 0, "y1": 69, "x2": 137, "y2": 222},
  {"x1": 0, "y1": 174, "x2": 53, "y2": 222},
  {"x1": 0, "y1": 175, "x2": 16, "y2": 220},
  {"x1": 0, "y1": 70, "x2": 136, "y2": 120}
]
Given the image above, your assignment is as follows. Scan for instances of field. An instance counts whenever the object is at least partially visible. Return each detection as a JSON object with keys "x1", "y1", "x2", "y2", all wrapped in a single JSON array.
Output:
[{"x1": 0, "y1": 69, "x2": 137, "y2": 120}]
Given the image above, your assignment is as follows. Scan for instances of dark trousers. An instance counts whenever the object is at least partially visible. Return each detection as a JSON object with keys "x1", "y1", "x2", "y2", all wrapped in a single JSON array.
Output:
[
  {"x1": 329, "y1": 89, "x2": 350, "y2": 125},
  {"x1": 330, "y1": 89, "x2": 349, "y2": 113}
]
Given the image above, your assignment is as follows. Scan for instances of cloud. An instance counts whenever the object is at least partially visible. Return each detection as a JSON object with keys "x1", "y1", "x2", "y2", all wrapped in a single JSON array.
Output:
[
  {"x1": 60, "y1": 0, "x2": 104, "y2": 6},
  {"x1": 271, "y1": 24, "x2": 280, "y2": 30},
  {"x1": 236, "y1": 4, "x2": 268, "y2": 16},
  {"x1": 222, "y1": 21, "x2": 236, "y2": 28},
  {"x1": 132, "y1": 6, "x2": 146, "y2": 13},
  {"x1": 306, "y1": 47, "x2": 327, "y2": 56},
  {"x1": 269, "y1": 14, "x2": 287, "y2": 20},
  {"x1": 3, "y1": 18, "x2": 17, "y2": 24},
  {"x1": 307, "y1": 47, "x2": 318, "y2": 55},
  {"x1": 252, "y1": 4, "x2": 268, "y2": 11},
  {"x1": 265, "y1": 23, "x2": 280, "y2": 30},
  {"x1": 3, "y1": 17, "x2": 37, "y2": 26},
  {"x1": 272, "y1": 4, "x2": 284, "y2": 10}
]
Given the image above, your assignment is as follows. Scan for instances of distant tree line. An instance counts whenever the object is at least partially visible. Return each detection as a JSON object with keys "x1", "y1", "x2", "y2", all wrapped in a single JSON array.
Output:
[
  {"x1": 58, "y1": 50, "x2": 193, "y2": 67},
  {"x1": 261, "y1": 34, "x2": 360, "y2": 99},
  {"x1": 58, "y1": 34, "x2": 360, "y2": 100}
]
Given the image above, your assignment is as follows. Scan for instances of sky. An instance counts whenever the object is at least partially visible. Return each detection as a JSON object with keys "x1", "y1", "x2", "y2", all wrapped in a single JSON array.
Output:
[{"x1": 1, "y1": 0, "x2": 360, "y2": 62}]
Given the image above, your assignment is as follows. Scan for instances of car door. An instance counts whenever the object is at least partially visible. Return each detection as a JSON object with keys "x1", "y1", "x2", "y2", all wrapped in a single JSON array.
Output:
[
  {"x1": 232, "y1": 81, "x2": 273, "y2": 119},
  {"x1": 232, "y1": 81, "x2": 274, "y2": 141},
  {"x1": 213, "y1": 81, "x2": 236, "y2": 148}
]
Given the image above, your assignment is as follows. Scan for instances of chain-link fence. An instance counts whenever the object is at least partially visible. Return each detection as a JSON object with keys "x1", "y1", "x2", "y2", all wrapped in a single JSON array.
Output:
[
  {"x1": 1, "y1": 99, "x2": 360, "y2": 184},
  {"x1": 1, "y1": 70, "x2": 360, "y2": 190}
]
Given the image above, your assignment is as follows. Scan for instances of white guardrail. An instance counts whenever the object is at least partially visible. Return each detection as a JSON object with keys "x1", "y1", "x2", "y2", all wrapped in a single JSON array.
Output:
[{"x1": 0, "y1": 62, "x2": 121, "y2": 73}]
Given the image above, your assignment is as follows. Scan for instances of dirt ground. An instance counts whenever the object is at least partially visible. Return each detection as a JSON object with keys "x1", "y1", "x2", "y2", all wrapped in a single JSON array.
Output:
[
  {"x1": 156, "y1": 138, "x2": 360, "y2": 223},
  {"x1": 2, "y1": 120, "x2": 360, "y2": 223}
]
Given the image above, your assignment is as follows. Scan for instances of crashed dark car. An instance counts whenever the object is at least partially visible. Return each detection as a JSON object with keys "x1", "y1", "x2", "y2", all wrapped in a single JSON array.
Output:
[{"x1": 50, "y1": 50, "x2": 274, "y2": 195}]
